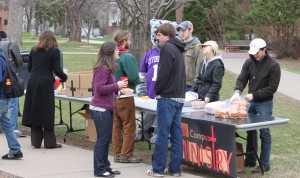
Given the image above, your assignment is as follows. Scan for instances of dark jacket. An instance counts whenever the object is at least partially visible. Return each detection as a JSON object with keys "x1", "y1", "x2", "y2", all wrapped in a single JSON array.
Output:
[
  {"x1": 192, "y1": 56, "x2": 224, "y2": 102},
  {"x1": 234, "y1": 54, "x2": 281, "y2": 102},
  {"x1": 0, "y1": 40, "x2": 23, "y2": 72},
  {"x1": 22, "y1": 48, "x2": 67, "y2": 129},
  {"x1": 154, "y1": 37, "x2": 186, "y2": 98}
]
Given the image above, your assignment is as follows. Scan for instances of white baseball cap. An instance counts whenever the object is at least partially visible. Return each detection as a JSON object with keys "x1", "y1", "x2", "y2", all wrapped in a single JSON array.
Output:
[
  {"x1": 201, "y1": 41, "x2": 220, "y2": 55},
  {"x1": 248, "y1": 38, "x2": 266, "y2": 55}
]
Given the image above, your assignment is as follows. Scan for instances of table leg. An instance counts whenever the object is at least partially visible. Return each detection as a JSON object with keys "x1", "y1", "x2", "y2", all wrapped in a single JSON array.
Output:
[
  {"x1": 235, "y1": 131, "x2": 264, "y2": 175},
  {"x1": 63, "y1": 103, "x2": 86, "y2": 142},
  {"x1": 54, "y1": 100, "x2": 70, "y2": 136},
  {"x1": 135, "y1": 111, "x2": 151, "y2": 150}
]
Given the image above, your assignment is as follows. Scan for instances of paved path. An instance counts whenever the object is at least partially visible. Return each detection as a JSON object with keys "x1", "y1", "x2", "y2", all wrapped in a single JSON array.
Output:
[
  {"x1": 0, "y1": 135, "x2": 201, "y2": 178},
  {"x1": 222, "y1": 52, "x2": 300, "y2": 101}
]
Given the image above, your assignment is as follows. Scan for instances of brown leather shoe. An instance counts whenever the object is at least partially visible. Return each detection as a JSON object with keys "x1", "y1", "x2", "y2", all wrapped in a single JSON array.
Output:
[{"x1": 251, "y1": 166, "x2": 270, "y2": 173}]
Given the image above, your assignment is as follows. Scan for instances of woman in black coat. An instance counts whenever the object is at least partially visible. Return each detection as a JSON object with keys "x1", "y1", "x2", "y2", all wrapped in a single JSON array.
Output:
[
  {"x1": 22, "y1": 30, "x2": 67, "y2": 148},
  {"x1": 191, "y1": 41, "x2": 224, "y2": 108}
]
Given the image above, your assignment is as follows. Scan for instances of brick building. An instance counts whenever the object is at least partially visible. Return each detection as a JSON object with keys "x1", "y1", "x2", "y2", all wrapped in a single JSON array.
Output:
[{"x1": 0, "y1": 0, "x2": 8, "y2": 32}]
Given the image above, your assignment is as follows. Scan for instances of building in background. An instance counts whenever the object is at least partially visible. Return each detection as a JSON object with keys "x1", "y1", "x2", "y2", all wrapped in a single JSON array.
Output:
[{"x1": 0, "y1": 0, "x2": 8, "y2": 32}]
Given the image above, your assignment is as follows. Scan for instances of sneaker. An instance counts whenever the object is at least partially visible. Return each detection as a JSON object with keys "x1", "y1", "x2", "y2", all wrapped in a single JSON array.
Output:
[
  {"x1": 2, "y1": 151, "x2": 23, "y2": 160},
  {"x1": 164, "y1": 169, "x2": 181, "y2": 177},
  {"x1": 251, "y1": 166, "x2": 270, "y2": 173},
  {"x1": 108, "y1": 169, "x2": 121, "y2": 175},
  {"x1": 147, "y1": 169, "x2": 164, "y2": 177},
  {"x1": 15, "y1": 130, "x2": 27, "y2": 137},
  {"x1": 94, "y1": 171, "x2": 115, "y2": 177},
  {"x1": 114, "y1": 155, "x2": 121, "y2": 163},
  {"x1": 119, "y1": 155, "x2": 142, "y2": 163}
]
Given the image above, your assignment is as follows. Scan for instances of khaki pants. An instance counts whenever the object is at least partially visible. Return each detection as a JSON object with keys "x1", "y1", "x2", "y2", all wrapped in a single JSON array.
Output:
[{"x1": 112, "y1": 96, "x2": 136, "y2": 158}]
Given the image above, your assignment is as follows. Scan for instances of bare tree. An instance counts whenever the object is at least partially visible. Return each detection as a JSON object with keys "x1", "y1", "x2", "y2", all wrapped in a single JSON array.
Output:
[
  {"x1": 116, "y1": 0, "x2": 193, "y2": 62},
  {"x1": 7, "y1": 0, "x2": 24, "y2": 46},
  {"x1": 65, "y1": 0, "x2": 96, "y2": 42},
  {"x1": 24, "y1": 0, "x2": 35, "y2": 32}
]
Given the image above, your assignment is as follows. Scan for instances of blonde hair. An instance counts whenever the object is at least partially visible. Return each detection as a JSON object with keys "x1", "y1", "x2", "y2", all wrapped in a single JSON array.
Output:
[{"x1": 114, "y1": 30, "x2": 131, "y2": 46}]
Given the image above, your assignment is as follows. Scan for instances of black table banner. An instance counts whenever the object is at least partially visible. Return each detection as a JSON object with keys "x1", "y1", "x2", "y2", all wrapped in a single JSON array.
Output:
[{"x1": 181, "y1": 112, "x2": 237, "y2": 178}]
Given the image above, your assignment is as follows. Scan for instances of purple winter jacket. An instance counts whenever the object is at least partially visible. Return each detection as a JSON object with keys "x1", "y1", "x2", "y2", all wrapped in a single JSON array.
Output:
[{"x1": 90, "y1": 66, "x2": 120, "y2": 110}]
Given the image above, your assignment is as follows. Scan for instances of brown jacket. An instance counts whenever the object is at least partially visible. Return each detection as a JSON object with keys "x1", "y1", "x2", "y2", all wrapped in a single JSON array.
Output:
[{"x1": 184, "y1": 37, "x2": 203, "y2": 86}]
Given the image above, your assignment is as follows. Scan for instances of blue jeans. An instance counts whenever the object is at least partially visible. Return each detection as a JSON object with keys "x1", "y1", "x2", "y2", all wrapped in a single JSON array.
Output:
[
  {"x1": 246, "y1": 100, "x2": 273, "y2": 168},
  {"x1": 0, "y1": 97, "x2": 19, "y2": 131},
  {"x1": 0, "y1": 99, "x2": 21, "y2": 155},
  {"x1": 152, "y1": 97, "x2": 184, "y2": 174},
  {"x1": 8, "y1": 97, "x2": 19, "y2": 130},
  {"x1": 90, "y1": 109, "x2": 114, "y2": 176}
]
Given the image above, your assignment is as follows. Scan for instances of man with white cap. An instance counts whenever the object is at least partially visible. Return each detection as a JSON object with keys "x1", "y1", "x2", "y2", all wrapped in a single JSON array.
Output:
[
  {"x1": 177, "y1": 21, "x2": 203, "y2": 91},
  {"x1": 230, "y1": 38, "x2": 281, "y2": 173}
]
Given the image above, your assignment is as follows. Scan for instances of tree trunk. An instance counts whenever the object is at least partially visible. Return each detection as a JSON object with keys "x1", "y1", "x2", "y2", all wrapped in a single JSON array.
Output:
[
  {"x1": 65, "y1": 0, "x2": 95, "y2": 42},
  {"x1": 68, "y1": 17, "x2": 82, "y2": 42},
  {"x1": 25, "y1": 2, "x2": 33, "y2": 32},
  {"x1": 26, "y1": 19, "x2": 31, "y2": 32},
  {"x1": 7, "y1": 0, "x2": 24, "y2": 46},
  {"x1": 66, "y1": 11, "x2": 81, "y2": 42},
  {"x1": 34, "y1": 18, "x2": 39, "y2": 36},
  {"x1": 130, "y1": 18, "x2": 141, "y2": 62}
]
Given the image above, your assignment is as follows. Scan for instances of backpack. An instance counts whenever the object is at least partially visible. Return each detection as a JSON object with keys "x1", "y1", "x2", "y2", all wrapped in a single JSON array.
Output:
[{"x1": 0, "y1": 51, "x2": 24, "y2": 98}]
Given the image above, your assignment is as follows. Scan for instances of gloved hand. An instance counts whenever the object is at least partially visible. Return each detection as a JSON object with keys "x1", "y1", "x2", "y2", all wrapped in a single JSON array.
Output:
[
  {"x1": 230, "y1": 90, "x2": 241, "y2": 102},
  {"x1": 244, "y1": 94, "x2": 253, "y2": 101}
]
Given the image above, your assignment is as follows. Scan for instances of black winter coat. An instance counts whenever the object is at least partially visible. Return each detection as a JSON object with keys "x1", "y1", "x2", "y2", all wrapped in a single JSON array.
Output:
[
  {"x1": 154, "y1": 37, "x2": 186, "y2": 98},
  {"x1": 22, "y1": 48, "x2": 67, "y2": 129},
  {"x1": 192, "y1": 57, "x2": 224, "y2": 102}
]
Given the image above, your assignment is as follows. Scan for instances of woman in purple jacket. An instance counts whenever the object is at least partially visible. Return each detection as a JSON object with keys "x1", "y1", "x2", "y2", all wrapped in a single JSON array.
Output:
[{"x1": 90, "y1": 41, "x2": 127, "y2": 177}]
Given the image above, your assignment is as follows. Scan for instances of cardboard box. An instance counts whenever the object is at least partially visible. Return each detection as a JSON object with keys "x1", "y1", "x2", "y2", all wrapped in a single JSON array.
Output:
[
  {"x1": 65, "y1": 71, "x2": 93, "y2": 88},
  {"x1": 236, "y1": 142, "x2": 245, "y2": 173},
  {"x1": 65, "y1": 71, "x2": 93, "y2": 97},
  {"x1": 78, "y1": 108, "x2": 97, "y2": 143},
  {"x1": 66, "y1": 87, "x2": 93, "y2": 98}
]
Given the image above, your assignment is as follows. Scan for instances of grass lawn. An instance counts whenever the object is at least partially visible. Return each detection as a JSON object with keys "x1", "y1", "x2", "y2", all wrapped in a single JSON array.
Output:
[
  {"x1": 16, "y1": 33, "x2": 300, "y2": 178},
  {"x1": 276, "y1": 58, "x2": 300, "y2": 75}
]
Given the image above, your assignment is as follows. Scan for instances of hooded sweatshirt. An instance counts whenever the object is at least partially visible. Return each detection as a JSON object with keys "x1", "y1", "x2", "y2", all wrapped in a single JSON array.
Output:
[{"x1": 154, "y1": 37, "x2": 186, "y2": 98}]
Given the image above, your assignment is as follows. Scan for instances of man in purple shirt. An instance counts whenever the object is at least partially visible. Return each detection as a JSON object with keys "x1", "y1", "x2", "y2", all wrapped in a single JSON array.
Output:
[
  {"x1": 137, "y1": 19, "x2": 179, "y2": 143},
  {"x1": 140, "y1": 48, "x2": 160, "y2": 99}
]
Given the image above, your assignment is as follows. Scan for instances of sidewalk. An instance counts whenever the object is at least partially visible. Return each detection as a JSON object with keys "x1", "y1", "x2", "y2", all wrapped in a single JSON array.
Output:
[
  {"x1": 0, "y1": 134, "x2": 201, "y2": 178},
  {"x1": 222, "y1": 52, "x2": 300, "y2": 101}
]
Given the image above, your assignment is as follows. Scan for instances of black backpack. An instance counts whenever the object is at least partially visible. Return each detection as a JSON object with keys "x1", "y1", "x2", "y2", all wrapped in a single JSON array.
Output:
[{"x1": 0, "y1": 51, "x2": 24, "y2": 98}]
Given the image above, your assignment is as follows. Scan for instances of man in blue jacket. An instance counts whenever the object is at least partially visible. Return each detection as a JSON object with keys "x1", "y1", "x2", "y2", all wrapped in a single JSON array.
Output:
[{"x1": 0, "y1": 48, "x2": 23, "y2": 160}]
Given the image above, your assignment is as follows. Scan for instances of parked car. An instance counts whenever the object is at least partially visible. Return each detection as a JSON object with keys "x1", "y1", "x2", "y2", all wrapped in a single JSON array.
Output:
[{"x1": 81, "y1": 34, "x2": 104, "y2": 39}]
